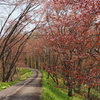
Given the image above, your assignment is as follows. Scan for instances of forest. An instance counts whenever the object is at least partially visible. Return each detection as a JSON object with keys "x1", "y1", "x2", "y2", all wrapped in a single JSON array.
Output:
[{"x1": 0, "y1": 0, "x2": 100, "y2": 99}]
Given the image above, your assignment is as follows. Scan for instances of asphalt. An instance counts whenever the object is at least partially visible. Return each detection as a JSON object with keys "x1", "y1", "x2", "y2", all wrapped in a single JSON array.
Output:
[{"x1": 0, "y1": 69, "x2": 42, "y2": 100}]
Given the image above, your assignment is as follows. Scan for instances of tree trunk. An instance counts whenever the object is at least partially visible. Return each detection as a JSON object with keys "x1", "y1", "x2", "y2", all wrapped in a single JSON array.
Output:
[
  {"x1": 1, "y1": 58, "x2": 6, "y2": 82},
  {"x1": 68, "y1": 87, "x2": 73, "y2": 97},
  {"x1": 2, "y1": 66, "x2": 6, "y2": 82},
  {"x1": 36, "y1": 58, "x2": 39, "y2": 69},
  {"x1": 87, "y1": 87, "x2": 91, "y2": 98}
]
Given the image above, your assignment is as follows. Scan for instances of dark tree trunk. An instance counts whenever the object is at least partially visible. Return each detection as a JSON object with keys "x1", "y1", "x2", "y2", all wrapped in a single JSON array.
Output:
[
  {"x1": 68, "y1": 87, "x2": 73, "y2": 97},
  {"x1": 87, "y1": 87, "x2": 91, "y2": 98},
  {"x1": 36, "y1": 58, "x2": 39, "y2": 69}
]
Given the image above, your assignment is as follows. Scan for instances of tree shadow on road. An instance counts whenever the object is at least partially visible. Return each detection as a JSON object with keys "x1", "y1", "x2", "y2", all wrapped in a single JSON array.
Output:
[{"x1": 0, "y1": 93, "x2": 41, "y2": 100}]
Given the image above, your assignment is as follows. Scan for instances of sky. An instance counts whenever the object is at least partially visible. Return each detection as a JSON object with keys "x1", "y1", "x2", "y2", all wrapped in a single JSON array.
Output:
[{"x1": 0, "y1": 0, "x2": 43, "y2": 35}]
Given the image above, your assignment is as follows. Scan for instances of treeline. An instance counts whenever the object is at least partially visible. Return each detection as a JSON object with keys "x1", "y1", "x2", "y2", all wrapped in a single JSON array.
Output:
[
  {"x1": 0, "y1": 0, "x2": 100, "y2": 99},
  {"x1": 0, "y1": 0, "x2": 44, "y2": 82},
  {"x1": 26, "y1": 0, "x2": 100, "y2": 99}
]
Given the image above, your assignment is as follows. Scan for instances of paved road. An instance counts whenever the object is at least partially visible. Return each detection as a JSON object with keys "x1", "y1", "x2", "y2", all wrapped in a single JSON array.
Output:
[{"x1": 0, "y1": 69, "x2": 42, "y2": 100}]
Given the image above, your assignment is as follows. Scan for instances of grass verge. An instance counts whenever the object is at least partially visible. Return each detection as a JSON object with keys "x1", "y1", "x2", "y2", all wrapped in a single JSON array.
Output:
[
  {"x1": 41, "y1": 71, "x2": 87, "y2": 100},
  {"x1": 0, "y1": 68, "x2": 33, "y2": 91}
]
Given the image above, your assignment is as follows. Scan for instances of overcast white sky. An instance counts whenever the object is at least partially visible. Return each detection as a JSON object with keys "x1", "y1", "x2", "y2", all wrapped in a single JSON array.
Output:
[{"x1": 0, "y1": 0, "x2": 44, "y2": 35}]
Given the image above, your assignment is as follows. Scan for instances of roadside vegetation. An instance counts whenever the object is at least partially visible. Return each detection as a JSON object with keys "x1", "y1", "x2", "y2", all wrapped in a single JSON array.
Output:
[
  {"x1": 0, "y1": 68, "x2": 33, "y2": 91},
  {"x1": 41, "y1": 71, "x2": 87, "y2": 100}
]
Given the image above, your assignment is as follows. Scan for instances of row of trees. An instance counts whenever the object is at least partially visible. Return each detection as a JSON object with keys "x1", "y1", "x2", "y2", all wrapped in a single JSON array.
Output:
[
  {"x1": 25, "y1": 0, "x2": 100, "y2": 99},
  {"x1": 0, "y1": 0, "x2": 45, "y2": 82},
  {"x1": 0, "y1": 0, "x2": 100, "y2": 99},
  {"x1": 43, "y1": 0, "x2": 100, "y2": 98}
]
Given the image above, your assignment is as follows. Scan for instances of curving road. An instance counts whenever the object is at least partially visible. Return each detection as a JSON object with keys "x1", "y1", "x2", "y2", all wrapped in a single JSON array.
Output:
[{"x1": 0, "y1": 69, "x2": 42, "y2": 100}]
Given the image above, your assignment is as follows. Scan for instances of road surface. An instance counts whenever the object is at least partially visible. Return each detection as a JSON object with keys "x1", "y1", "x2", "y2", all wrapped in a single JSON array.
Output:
[{"x1": 0, "y1": 69, "x2": 42, "y2": 100}]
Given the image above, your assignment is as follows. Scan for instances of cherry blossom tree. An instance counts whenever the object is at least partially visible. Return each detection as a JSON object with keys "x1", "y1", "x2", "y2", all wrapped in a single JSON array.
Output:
[{"x1": 40, "y1": 0, "x2": 100, "y2": 97}]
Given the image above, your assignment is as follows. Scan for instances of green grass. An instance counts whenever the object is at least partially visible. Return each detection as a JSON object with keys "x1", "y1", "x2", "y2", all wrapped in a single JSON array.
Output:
[
  {"x1": 16, "y1": 68, "x2": 33, "y2": 81},
  {"x1": 41, "y1": 71, "x2": 87, "y2": 100},
  {"x1": 80, "y1": 85, "x2": 100, "y2": 99},
  {"x1": 0, "y1": 68, "x2": 33, "y2": 91},
  {"x1": 90, "y1": 88, "x2": 100, "y2": 99}
]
